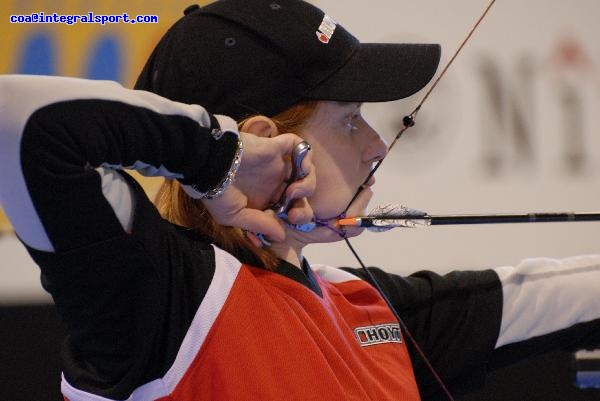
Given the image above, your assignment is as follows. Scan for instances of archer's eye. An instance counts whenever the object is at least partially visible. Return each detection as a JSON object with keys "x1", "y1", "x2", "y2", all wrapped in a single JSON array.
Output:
[{"x1": 344, "y1": 113, "x2": 359, "y2": 133}]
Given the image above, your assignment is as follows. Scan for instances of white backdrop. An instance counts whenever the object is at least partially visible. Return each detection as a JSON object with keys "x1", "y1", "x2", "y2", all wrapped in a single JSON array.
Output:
[
  {"x1": 1, "y1": 0, "x2": 599, "y2": 303},
  {"x1": 305, "y1": 0, "x2": 600, "y2": 274}
]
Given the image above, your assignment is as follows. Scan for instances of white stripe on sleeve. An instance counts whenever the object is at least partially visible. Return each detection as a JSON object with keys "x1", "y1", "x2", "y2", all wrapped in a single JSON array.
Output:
[{"x1": 494, "y1": 254, "x2": 600, "y2": 348}]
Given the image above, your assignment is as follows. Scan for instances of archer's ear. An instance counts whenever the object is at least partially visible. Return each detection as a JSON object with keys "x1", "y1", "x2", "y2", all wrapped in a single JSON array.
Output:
[{"x1": 240, "y1": 116, "x2": 279, "y2": 138}]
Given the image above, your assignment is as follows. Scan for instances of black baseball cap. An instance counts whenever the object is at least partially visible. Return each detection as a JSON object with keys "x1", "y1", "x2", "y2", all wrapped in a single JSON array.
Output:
[{"x1": 135, "y1": 0, "x2": 441, "y2": 120}]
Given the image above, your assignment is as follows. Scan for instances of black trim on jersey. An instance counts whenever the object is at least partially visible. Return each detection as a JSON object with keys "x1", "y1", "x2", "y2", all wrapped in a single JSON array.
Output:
[
  {"x1": 302, "y1": 258, "x2": 324, "y2": 298},
  {"x1": 257, "y1": 258, "x2": 324, "y2": 298}
]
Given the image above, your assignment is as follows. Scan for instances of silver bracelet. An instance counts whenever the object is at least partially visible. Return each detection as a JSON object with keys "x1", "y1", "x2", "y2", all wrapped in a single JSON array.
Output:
[{"x1": 194, "y1": 135, "x2": 243, "y2": 199}]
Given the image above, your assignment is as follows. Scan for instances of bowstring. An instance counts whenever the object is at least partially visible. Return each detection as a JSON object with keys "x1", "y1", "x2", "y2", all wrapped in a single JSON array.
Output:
[
  {"x1": 341, "y1": 1, "x2": 497, "y2": 400},
  {"x1": 345, "y1": 0, "x2": 497, "y2": 213}
]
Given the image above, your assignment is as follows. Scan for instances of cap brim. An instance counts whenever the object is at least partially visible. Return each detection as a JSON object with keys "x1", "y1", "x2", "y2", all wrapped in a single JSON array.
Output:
[{"x1": 308, "y1": 43, "x2": 441, "y2": 102}]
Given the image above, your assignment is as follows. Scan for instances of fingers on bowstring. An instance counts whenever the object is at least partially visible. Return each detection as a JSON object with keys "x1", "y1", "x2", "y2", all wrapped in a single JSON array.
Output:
[
  {"x1": 286, "y1": 198, "x2": 314, "y2": 226},
  {"x1": 236, "y1": 208, "x2": 285, "y2": 243}
]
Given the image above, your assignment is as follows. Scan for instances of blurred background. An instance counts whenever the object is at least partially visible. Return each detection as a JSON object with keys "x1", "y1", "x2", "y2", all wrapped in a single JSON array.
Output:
[{"x1": 1, "y1": 0, "x2": 599, "y2": 400}]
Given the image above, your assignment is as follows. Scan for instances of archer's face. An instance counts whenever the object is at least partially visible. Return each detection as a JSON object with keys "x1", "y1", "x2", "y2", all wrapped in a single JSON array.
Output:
[{"x1": 293, "y1": 101, "x2": 388, "y2": 243}]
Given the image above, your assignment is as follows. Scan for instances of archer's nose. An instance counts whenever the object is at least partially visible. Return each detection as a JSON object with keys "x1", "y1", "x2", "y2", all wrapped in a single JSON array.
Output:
[{"x1": 362, "y1": 123, "x2": 388, "y2": 164}]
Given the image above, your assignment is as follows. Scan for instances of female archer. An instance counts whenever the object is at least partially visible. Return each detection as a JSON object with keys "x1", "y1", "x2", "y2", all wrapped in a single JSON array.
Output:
[{"x1": 0, "y1": 0, "x2": 599, "y2": 400}]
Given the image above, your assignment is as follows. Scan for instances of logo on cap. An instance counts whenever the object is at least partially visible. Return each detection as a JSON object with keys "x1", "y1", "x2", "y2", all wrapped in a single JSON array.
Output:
[{"x1": 316, "y1": 14, "x2": 336, "y2": 44}]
